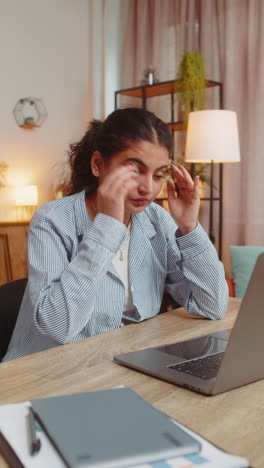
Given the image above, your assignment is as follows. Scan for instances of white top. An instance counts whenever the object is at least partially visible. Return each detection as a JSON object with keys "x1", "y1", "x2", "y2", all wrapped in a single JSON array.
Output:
[
  {"x1": 112, "y1": 223, "x2": 142, "y2": 323},
  {"x1": 112, "y1": 223, "x2": 133, "y2": 311}
]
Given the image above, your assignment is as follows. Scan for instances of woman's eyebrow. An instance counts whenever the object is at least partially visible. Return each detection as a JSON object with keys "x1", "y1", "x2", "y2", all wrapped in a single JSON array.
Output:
[
  {"x1": 126, "y1": 158, "x2": 147, "y2": 168},
  {"x1": 126, "y1": 158, "x2": 169, "y2": 171}
]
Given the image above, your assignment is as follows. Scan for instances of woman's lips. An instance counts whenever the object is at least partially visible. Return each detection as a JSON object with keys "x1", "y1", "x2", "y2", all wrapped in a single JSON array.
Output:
[{"x1": 131, "y1": 198, "x2": 149, "y2": 207}]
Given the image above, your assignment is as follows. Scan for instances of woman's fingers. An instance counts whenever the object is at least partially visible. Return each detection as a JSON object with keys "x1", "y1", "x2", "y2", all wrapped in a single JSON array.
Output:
[
  {"x1": 97, "y1": 166, "x2": 139, "y2": 215},
  {"x1": 170, "y1": 164, "x2": 194, "y2": 190},
  {"x1": 96, "y1": 166, "x2": 140, "y2": 223},
  {"x1": 100, "y1": 166, "x2": 139, "y2": 196},
  {"x1": 193, "y1": 174, "x2": 200, "y2": 197},
  {"x1": 166, "y1": 177, "x2": 177, "y2": 200}
]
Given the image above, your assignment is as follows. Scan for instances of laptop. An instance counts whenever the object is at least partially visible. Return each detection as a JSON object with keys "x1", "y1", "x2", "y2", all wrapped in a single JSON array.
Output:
[
  {"x1": 114, "y1": 252, "x2": 264, "y2": 396},
  {"x1": 31, "y1": 387, "x2": 201, "y2": 467}
]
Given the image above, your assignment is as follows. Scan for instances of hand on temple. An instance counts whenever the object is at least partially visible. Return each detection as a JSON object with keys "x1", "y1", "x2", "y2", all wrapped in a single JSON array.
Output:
[{"x1": 167, "y1": 164, "x2": 200, "y2": 235}]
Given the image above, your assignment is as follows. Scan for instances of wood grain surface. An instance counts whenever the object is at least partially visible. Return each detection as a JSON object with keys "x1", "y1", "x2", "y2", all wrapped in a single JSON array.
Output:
[{"x1": 0, "y1": 298, "x2": 262, "y2": 468}]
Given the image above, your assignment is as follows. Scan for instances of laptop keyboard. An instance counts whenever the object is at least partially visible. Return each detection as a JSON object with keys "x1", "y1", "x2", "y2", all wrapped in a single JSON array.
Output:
[{"x1": 168, "y1": 352, "x2": 225, "y2": 380}]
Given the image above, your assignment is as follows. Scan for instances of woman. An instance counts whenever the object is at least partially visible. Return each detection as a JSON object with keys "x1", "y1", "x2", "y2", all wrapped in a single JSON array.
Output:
[{"x1": 3, "y1": 107, "x2": 228, "y2": 361}]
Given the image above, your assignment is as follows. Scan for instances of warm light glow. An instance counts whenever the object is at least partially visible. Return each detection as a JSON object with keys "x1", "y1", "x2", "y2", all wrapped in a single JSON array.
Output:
[
  {"x1": 185, "y1": 110, "x2": 241, "y2": 163},
  {"x1": 15, "y1": 185, "x2": 38, "y2": 206},
  {"x1": 6, "y1": 171, "x2": 31, "y2": 187}
]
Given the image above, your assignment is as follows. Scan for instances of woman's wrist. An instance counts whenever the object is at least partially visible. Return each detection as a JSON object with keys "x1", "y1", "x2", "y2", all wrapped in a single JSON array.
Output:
[{"x1": 178, "y1": 222, "x2": 197, "y2": 236}]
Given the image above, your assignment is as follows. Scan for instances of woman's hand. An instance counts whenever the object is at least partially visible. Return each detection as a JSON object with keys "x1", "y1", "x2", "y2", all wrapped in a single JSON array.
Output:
[
  {"x1": 167, "y1": 164, "x2": 200, "y2": 235},
  {"x1": 96, "y1": 165, "x2": 139, "y2": 224}
]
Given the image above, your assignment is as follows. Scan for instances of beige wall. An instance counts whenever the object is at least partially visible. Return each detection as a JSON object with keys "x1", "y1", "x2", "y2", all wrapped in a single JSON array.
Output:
[{"x1": 0, "y1": 0, "x2": 89, "y2": 220}]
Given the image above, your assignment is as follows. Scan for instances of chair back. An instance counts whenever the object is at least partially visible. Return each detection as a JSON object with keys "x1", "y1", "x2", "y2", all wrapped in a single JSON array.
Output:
[{"x1": 0, "y1": 278, "x2": 28, "y2": 360}]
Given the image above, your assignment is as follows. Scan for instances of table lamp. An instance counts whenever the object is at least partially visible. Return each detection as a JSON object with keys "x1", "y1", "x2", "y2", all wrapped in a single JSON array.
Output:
[
  {"x1": 15, "y1": 185, "x2": 38, "y2": 221},
  {"x1": 185, "y1": 110, "x2": 240, "y2": 258}
]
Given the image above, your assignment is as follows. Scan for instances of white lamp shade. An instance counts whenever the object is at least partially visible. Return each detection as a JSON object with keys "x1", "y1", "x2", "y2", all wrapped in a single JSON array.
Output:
[
  {"x1": 15, "y1": 185, "x2": 38, "y2": 206},
  {"x1": 185, "y1": 110, "x2": 241, "y2": 163}
]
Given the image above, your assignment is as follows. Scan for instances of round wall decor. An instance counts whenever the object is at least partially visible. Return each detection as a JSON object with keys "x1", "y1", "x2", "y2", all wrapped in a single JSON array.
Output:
[{"x1": 13, "y1": 97, "x2": 47, "y2": 129}]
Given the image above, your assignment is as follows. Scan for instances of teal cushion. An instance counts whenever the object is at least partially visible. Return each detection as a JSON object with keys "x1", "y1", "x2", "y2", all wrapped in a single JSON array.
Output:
[{"x1": 230, "y1": 246, "x2": 264, "y2": 298}]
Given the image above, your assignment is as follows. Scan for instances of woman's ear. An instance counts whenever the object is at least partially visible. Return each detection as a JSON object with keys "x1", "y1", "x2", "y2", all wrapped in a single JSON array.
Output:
[{"x1": 91, "y1": 151, "x2": 104, "y2": 177}]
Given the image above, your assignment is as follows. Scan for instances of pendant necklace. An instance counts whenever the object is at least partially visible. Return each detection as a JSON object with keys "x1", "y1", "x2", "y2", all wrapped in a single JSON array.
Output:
[{"x1": 118, "y1": 224, "x2": 131, "y2": 261}]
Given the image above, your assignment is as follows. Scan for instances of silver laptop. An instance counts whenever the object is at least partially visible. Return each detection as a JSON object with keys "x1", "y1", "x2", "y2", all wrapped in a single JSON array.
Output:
[{"x1": 114, "y1": 252, "x2": 264, "y2": 396}]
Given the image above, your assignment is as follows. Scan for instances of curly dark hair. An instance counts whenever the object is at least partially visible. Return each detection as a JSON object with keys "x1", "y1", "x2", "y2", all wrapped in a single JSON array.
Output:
[{"x1": 67, "y1": 107, "x2": 172, "y2": 195}]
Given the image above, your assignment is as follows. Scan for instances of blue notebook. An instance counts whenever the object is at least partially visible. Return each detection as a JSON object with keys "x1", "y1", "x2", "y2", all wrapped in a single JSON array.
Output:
[{"x1": 31, "y1": 387, "x2": 200, "y2": 467}]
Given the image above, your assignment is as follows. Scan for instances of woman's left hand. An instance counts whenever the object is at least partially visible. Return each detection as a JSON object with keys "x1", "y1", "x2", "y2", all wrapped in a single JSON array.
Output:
[{"x1": 167, "y1": 164, "x2": 200, "y2": 235}]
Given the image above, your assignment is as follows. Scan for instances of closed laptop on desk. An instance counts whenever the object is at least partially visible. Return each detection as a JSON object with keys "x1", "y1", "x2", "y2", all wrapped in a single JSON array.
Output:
[
  {"x1": 31, "y1": 387, "x2": 200, "y2": 467},
  {"x1": 114, "y1": 253, "x2": 264, "y2": 396}
]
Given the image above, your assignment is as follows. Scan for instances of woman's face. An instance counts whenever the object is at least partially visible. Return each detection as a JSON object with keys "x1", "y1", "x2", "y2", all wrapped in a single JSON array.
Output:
[{"x1": 97, "y1": 140, "x2": 170, "y2": 214}]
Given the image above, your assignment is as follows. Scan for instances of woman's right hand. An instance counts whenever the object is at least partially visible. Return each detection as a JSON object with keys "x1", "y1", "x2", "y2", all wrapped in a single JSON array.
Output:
[{"x1": 96, "y1": 165, "x2": 139, "y2": 224}]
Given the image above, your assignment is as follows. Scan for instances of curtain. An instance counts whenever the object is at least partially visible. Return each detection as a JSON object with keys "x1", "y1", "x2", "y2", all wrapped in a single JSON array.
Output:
[
  {"x1": 200, "y1": 0, "x2": 264, "y2": 273},
  {"x1": 121, "y1": 0, "x2": 264, "y2": 275},
  {"x1": 87, "y1": 0, "x2": 122, "y2": 121},
  {"x1": 122, "y1": 0, "x2": 199, "y2": 87},
  {"x1": 120, "y1": 0, "x2": 200, "y2": 164}
]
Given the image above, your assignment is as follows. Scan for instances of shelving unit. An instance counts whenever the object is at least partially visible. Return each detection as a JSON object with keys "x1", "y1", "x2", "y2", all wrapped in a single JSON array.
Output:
[
  {"x1": 115, "y1": 79, "x2": 224, "y2": 258},
  {"x1": 115, "y1": 79, "x2": 222, "y2": 129}
]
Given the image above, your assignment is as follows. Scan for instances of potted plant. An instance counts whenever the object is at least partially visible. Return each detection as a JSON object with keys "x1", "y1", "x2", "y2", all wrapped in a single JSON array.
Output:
[
  {"x1": 176, "y1": 50, "x2": 207, "y2": 125},
  {"x1": 175, "y1": 51, "x2": 210, "y2": 191}
]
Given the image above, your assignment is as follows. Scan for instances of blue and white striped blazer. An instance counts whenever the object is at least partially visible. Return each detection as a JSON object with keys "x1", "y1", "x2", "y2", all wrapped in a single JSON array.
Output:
[{"x1": 3, "y1": 190, "x2": 228, "y2": 361}]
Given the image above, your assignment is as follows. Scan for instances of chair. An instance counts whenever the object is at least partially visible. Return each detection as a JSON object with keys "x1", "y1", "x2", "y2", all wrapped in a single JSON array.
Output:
[
  {"x1": 230, "y1": 246, "x2": 264, "y2": 298},
  {"x1": 0, "y1": 278, "x2": 28, "y2": 361},
  {"x1": 159, "y1": 290, "x2": 180, "y2": 313},
  {"x1": 226, "y1": 278, "x2": 235, "y2": 297}
]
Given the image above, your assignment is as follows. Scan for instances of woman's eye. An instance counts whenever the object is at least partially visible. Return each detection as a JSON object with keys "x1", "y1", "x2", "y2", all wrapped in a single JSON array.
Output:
[
  {"x1": 127, "y1": 162, "x2": 141, "y2": 173},
  {"x1": 154, "y1": 174, "x2": 165, "y2": 180}
]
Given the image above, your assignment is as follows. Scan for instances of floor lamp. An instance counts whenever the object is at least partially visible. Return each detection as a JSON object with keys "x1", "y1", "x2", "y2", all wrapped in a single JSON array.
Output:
[{"x1": 185, "y1": 110, "x2": 240, "y2": 258}]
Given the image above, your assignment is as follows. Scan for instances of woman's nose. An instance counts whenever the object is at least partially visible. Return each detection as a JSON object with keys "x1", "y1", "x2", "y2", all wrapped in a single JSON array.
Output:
[{"x1": 138, "y1": 175, "x2": 153, "y2": 194}]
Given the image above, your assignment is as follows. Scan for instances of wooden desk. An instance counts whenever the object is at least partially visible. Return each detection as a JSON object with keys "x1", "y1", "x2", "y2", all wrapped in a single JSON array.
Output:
[{"x1": 0, "y1": 298, "x2": 262, "y2": 468}]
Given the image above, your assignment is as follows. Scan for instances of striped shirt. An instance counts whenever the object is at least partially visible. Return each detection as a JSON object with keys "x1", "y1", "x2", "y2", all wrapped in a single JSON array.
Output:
[{"x1": 3, "y1": 190, "x2": 228, "y2": 362}]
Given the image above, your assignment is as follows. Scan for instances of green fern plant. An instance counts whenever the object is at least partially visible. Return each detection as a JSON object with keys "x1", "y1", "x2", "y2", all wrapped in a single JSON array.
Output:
[
  {"x1": 175, "y1": 51, "x2": 212, "y2": 187},
  {"x1": 176, "y1": 51, "x2": 207, "y2": 125}
]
